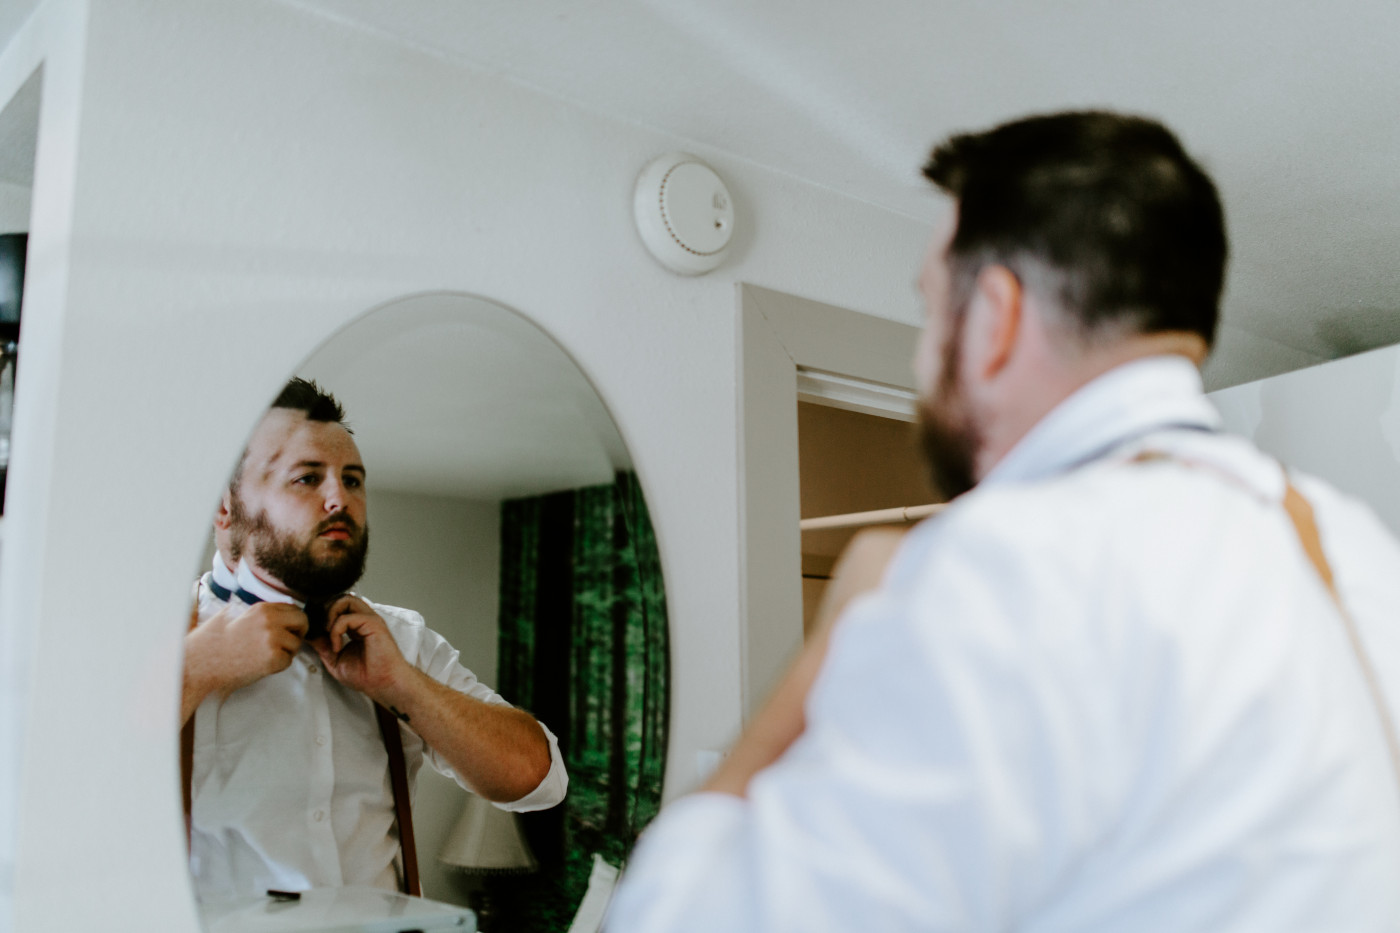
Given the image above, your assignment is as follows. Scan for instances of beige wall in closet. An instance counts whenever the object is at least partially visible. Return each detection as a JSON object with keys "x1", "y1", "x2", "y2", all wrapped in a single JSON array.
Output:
[{"x1": 797, "y1": 402, "x2": 936, "y2": 636}]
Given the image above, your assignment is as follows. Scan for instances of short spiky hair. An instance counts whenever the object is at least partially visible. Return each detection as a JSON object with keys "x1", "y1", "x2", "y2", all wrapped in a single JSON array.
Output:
[
  {"x1": 271, "y1": 376, "x2": 350, "y2": 429},
  {"x1": 923, "y1": 110, "x2": 1228, "y2": 346},
  {"x1": 229, "y1": 378, "x2": 350, "y2": 489}
]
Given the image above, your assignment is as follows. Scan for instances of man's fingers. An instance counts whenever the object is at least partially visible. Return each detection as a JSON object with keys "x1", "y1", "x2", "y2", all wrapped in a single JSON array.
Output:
[
  {"x1": 326, "y1": 595, "x2": 370, "y2": 626},
  {"x1": 326, "y1": 596, "x2": 354, "y2": 624},
  {"x1": 326, "y1": 613, "x2": 371, "y2": 653},
  {"x1": 246, "y1": 605, "x2": 310, "y2": 673},
  {"x1": 262, "y1": 603, "x2": 310, "y2": 639},
  {"x1": 272, "y1": 628, "x2": 304, "y2": 661}
]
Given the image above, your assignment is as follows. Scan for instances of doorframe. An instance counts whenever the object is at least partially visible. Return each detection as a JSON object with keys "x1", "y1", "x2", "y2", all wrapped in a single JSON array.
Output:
[{"x1": 735, "y1": 283, "x2": 921, "y2": 716}]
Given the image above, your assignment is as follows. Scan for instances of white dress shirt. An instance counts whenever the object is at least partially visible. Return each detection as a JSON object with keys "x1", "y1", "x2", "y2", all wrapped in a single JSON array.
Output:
[
  {"x1": 190, "y1": 560, "x2": 568, "y2": 899},
  {"x1": 209, "y1": 552, "x2": 238, "y2": 594},
  {"x1": 609, "y1": 356, "x2": 1400, "y2": 932}
]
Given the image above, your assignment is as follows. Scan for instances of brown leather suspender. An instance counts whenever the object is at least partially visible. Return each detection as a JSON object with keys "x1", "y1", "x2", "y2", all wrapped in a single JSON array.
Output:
[
  {"x1": 182, "y1": 605, "x2": 198, "y2": 850},
  {"x1": 182, "y1": 593, "x2": 421, "y2": 897},
  {"x1": 1280, "y1": 481, "x2": 1400, "y2": 788},
  {"x1": 181, "y1": 718, "x2": 196, "y2": 848},
  {"x1": 374, "y1": 702, "x2": 422, "y2": 897},
  {"x1": 1131, "y1": 451, "x2": 1400, "y2": 791}
]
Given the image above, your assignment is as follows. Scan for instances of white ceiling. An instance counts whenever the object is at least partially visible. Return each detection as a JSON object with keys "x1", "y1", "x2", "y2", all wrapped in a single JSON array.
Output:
[
  {"x1": 287, "y1": 0, "x2": 1400, "y2": 383},
  {"x1": 5, "y1": 0, "x2": 1398, "y2": 372},
  {"x1": 3, "y1": 1, "x2": 1399, "y2": 494}
]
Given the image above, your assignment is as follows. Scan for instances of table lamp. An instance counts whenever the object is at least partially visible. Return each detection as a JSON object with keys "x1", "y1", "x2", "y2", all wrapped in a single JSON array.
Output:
[{"x1": 438, "y1": 794, "x2": 537, "y2": 930}]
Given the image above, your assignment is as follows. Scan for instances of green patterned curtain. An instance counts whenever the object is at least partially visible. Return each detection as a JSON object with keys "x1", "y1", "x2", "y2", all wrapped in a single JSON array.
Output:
[{"x1": 491, "y1": 471, "x2": 670, "y2": 931}]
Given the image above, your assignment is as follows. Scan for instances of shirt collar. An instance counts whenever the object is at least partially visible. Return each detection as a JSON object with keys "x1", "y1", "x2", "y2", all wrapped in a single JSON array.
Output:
[
  {"x1": 210, "y1": 552, "x2": 239, "y2": 592},
  {"x1": 981, "y1": 354, "x2": 1220, "y2": 487},
  {"x1": 234, "y1": 558, "x2": 302, "y2": 607}
]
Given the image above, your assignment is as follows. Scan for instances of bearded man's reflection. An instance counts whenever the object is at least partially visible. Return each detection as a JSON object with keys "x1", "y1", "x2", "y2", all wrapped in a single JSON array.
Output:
[{"x1": 181, "y1": 378, "x2": 567, "y2": 899}]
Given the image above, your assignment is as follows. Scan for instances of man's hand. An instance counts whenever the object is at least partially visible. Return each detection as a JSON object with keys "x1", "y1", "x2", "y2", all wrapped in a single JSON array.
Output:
[
  {"x1": 310, "y1": 595, "x2": 412, "y2": 704},
  {"x1": 182, "y1": 602, "x2": 310, "y2": 724},
  {"x1": 312, "y1": 597, "x2": 553, "y2": 801}
]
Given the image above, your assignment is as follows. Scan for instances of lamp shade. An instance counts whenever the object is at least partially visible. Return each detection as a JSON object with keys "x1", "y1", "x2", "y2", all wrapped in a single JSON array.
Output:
[{"x1": 437, "y1": 794, "x2": 538, "y2": 874}]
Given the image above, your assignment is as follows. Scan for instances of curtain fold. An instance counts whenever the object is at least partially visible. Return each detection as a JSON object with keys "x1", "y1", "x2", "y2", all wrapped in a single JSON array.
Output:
[{"x1": 491, "y1": 471, "x2": 670, "y2": 931}]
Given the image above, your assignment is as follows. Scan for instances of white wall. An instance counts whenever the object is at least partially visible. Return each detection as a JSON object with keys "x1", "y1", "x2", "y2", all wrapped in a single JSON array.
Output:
[
  {"x1": 0, "y1": 0, "x2": 86, "y2": 927},
  {"x1": 0, "y1": 181, "x2": 28, "y2": 233},
  {"x1": 1, "y1": 1, "x2": 930, "y2": 929},
  {"x1": 356, "y1": 490, "x2": 500, "y2": 691},
  {"x1": 1211, "y1": 343, "x2": 1400, "y2": 537}
]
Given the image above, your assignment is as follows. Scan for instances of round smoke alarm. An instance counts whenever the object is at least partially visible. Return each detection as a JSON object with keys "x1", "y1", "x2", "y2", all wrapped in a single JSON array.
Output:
[{"x1": 633, "y1": 152, "x2": 735, "y2": 275}]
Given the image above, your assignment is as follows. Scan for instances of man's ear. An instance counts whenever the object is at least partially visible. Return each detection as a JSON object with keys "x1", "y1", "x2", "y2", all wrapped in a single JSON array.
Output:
[
  {"x1": 214, "y1": 489, "x2": 233, "y2": 531},
  {"x1": 963, "y1": 265, "x2": 1023, "y2": 381}
]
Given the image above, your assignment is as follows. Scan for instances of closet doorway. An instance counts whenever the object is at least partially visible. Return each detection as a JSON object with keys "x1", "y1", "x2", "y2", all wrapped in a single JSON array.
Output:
[
  {"x1": 737, "y1": 284, "x2": 926, "y2": 715},
  {"x1": 797, "y1": 397, "x2": 936, "y2": 637}
]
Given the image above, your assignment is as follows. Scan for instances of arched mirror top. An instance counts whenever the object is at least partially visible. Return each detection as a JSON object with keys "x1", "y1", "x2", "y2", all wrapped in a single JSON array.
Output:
[{"x1": 296, "y1": 292, "x2": 630, "y2": 500}]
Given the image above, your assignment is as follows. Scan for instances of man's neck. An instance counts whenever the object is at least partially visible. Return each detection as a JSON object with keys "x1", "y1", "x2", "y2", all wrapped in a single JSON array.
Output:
[
  {"x1": 237, "y1": 559, "x2": 304, "y2": 604},
  {"x1": 1079, "y1": 330, "x2": 1209, "y2": 374},
  {"x1": 974, "y1": 334, "x2": 1208, "y2": 482},
  {"x1": 254, "y1": 570, "x2": 297, "y2": 599}
]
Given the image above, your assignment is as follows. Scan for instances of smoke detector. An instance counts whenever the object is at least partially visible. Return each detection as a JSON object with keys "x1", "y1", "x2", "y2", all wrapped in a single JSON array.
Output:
[{"x1": 633, "y1": 153, "x2": 735, "y2": 275}]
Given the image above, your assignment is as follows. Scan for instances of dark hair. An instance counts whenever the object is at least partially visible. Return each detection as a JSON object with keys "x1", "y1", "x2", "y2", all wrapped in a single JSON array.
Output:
[
  {"x1": 271, "y1": 377, "x2": 350, "y2": 430},
  {"x1": 923, "y1": 110, "x2": 1227, "y2": 346},
  {"x1": 229, "y1": 378, "x2": 350, "y2": 488}
]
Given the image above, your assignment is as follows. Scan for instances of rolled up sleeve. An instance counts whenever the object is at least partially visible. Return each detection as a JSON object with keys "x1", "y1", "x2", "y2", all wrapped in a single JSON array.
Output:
[{"x1": 384, "y1": 603, "x2": 570, "y2": 811}]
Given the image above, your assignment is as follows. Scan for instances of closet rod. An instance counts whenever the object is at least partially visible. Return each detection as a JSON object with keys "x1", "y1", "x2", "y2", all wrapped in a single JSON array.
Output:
[{"x1": 800, "y1": 503, "x2": 943, "y2": 532}]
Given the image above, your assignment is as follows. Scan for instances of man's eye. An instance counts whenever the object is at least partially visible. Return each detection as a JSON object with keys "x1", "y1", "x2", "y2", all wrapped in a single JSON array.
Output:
[
  {"x1": 344, "y1": 475, "x2": 363, "y2": 489},
  {"x1": 294, "y1": 474, "x2": 320, "y2": 486}
]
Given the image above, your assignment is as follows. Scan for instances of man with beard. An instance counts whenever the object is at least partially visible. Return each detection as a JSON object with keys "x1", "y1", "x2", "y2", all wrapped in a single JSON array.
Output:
[
  {"x1": 607, "y1": 111, "x2": 1400, "y2": 931},
  {"x1": 181, "y1": 378, "x2": 566, "y2": 900}
]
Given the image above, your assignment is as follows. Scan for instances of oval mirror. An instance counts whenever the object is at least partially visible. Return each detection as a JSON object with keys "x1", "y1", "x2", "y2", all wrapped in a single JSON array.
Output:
[{"x1": 183, "y1": 293, "x2": 669, "y2": 933}]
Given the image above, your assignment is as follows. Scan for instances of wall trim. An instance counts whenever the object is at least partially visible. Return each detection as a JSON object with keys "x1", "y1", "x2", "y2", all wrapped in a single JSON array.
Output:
[{"x1": 735, "y1": 283, "x2": 920, "y2": 716}]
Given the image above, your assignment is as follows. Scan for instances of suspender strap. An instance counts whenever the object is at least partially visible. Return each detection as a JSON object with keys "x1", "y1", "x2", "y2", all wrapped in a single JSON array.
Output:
[
  {"x1": 374, "y1": 702, "x2": 422, "y2": 897},
  {"x1": 1280, "y1": 482, "x2": 1400, "y2": 790},
  {"x1": 181, "y1": 718, "x2": 195, "y2": 849},
  {"x1": 182, "y1": 702, "x2": 420, "y2": 895},
  {"x1": 1130, "y1": 452, "x2": 1400, "y2": 794},
  {"x1": 182, "y1": 603, "x2": 198, "y2": 852}
]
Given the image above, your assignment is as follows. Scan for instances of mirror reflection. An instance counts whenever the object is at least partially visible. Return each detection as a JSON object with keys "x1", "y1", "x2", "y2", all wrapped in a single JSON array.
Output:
[{"x1": 182, "y1": 293, "x2": 669, "y2": 932}]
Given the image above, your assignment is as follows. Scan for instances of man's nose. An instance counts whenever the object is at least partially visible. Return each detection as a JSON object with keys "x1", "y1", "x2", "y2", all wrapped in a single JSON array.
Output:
[{"x1": 322, "y1": 478, "x2": 350, "y2": 512}]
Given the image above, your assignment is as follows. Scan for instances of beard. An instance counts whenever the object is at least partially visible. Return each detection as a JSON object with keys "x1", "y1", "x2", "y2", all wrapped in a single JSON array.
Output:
[
  {"x1": 917, "y1": 317, "x2": 982, "y2": 501},
  {"x1": 230, "y1": 493, "x2": 369, "y2": 599}
]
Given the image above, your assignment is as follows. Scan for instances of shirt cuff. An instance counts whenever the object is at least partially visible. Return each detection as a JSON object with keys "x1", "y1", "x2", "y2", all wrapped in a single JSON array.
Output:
[{"x1": 494, "y1": 719, "x2": 569, "y2": 812}]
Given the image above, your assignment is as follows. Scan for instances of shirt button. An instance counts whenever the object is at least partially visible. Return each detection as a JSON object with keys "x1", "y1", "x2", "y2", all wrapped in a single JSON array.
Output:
[
  {"x1": 315, "y1": 735, "x2": 327, "y2": 747},
  {"x1": 307, "y1": 664, "x2": 319, "y2": 674},
  {"x1": 314, "y1": 810, "x2": 325, "y2": 822}
]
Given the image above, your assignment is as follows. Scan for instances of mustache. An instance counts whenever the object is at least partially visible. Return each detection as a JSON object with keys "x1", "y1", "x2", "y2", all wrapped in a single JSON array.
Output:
[{"x1": 315, "y1": 512, "x2": 362, "y2": 536}]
